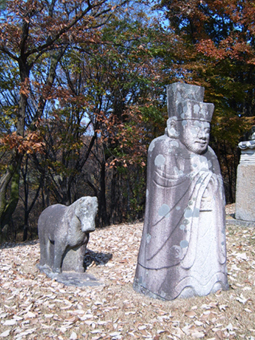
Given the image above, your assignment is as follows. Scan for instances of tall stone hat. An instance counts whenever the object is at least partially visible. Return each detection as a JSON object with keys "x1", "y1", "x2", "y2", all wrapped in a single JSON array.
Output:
[{"x1": 167, "y1": 82, "x2": 214, "y2": 122}]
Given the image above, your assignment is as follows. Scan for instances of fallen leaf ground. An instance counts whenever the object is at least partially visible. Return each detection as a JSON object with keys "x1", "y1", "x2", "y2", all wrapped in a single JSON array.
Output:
[{"x1": 1, "y1": 204, "x2": 255, "y2": 340}]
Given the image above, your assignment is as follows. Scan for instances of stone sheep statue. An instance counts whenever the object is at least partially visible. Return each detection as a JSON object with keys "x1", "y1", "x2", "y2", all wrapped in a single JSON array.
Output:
[{"x1": 38, "y1": 196, "x2": 98, "y2": 274}]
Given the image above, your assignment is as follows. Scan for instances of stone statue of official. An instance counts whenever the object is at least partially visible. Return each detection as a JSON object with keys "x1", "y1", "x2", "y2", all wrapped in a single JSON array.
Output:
[{"x1": 133, "y1": 83, "x2": 229, "y2": 300}]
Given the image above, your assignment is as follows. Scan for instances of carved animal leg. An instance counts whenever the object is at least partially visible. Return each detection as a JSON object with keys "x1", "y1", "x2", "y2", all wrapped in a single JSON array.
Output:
[
  {"x1": 76, "y1": 233, "x2": 90, "y2": 272},
  {"x1": 46, "y1": 238, "x2": 51, "y2": 265},
  {"x1": 39, "y1": 238, "x2": 46, "y2": 266},
  {"x1": 75, "y1": 244, "x2": 87, "y2": 272},
  {"x1": 39, "y1": 235, "x2": 50, "y2": 267},
  {"x1": 53, "y1": 242, "x2": 65, "y2": 273}
]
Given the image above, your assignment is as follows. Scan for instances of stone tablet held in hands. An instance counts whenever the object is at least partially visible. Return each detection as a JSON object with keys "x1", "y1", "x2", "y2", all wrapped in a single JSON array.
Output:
[
  {"x1": 133, "y1": 82, "x2": 229, "y2": 300},
  {"x1": 38, "y1": 196, "x2": 98, "y2": 274}
]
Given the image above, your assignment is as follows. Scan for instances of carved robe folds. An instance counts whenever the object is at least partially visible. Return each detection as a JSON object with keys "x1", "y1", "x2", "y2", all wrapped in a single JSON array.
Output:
[{"x1": 133, "y1": 133, "x2": 229, "y2": 300}]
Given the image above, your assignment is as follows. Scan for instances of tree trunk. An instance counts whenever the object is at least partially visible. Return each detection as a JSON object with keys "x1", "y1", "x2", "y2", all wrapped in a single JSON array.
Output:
[
  {"x1": 98, "y1": 159, "x2": 110, "y2": 227},
  {"x1": 0, "y1": 161, "x2": 20, "y2": 230}
]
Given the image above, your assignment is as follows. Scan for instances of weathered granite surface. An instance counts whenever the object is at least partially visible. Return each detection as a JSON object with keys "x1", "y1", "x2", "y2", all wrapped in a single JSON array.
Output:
[
  {"x1": 37, "y1": 265, "x2": 101, "y2": 287},
  {"x1": 38, "y1": 196, "x2": 98, "y2": 274},
  {"x1": 226, "y1": 218, "x2": 255, "y2": 228},
  {"x1": 133, "y1": 82, "x2": 229, "y2": 300},
  {"x1": 236, "y1": 140, "x2": 255, "y2": 221}
]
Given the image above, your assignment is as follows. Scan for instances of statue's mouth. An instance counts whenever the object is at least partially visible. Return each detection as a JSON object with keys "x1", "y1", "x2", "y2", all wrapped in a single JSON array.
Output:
[
  {"x1": 82, "y1": 222, "x2": 96, "y2": 233},
  {"x1": 196, "y1": 141, "x2": 207, "y2": 145}
]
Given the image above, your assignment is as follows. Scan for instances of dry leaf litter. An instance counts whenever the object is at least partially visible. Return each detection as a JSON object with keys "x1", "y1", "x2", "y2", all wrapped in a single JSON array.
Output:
[{"x1": 1, "y1": 204, "x2": 255, "y2": 339}]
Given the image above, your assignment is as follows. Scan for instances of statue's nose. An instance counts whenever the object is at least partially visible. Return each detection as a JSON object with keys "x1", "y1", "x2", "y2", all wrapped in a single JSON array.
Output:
[{"x1": 199, "y1": 130, "x2": 207, "y2": 140}]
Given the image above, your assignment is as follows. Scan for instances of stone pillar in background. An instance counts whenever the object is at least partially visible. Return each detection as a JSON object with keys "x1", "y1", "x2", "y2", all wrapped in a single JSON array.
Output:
[
  {"x1": 133, "y1": 82, "x2": 229, "y2": 300},
  {"x1": 236, "y1": 140, "x2": 255, "y2": 221}
]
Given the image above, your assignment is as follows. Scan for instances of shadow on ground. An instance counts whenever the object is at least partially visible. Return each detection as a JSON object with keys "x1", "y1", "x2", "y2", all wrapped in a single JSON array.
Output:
[
  {"x1": 84, "y1": 249, "x2": 113, "y2": 269},
  {"x1": 37, "y1": 249, "x2": 113, "y2": 287},
  {"x1": 0, "y1": 239, "x2": 38, "y2": 249}
]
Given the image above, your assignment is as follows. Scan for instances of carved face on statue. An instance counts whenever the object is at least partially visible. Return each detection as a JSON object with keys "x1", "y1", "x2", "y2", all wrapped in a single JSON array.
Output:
[
  {"x1": 179, "y1": 120, "x2": 210, "y2": 154},
  {"x1": 167, "y1": 117, "x2": 211, "y2": 154}
]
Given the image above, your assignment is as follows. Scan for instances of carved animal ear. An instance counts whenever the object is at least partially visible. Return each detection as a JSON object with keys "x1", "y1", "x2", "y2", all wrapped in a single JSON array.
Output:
[
  {"x1": 69, "y1": 214, "x2": 80, "y2": 229},
  {"x1": 167, "y1": 117, "x2": 179, "y2": 138}
]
